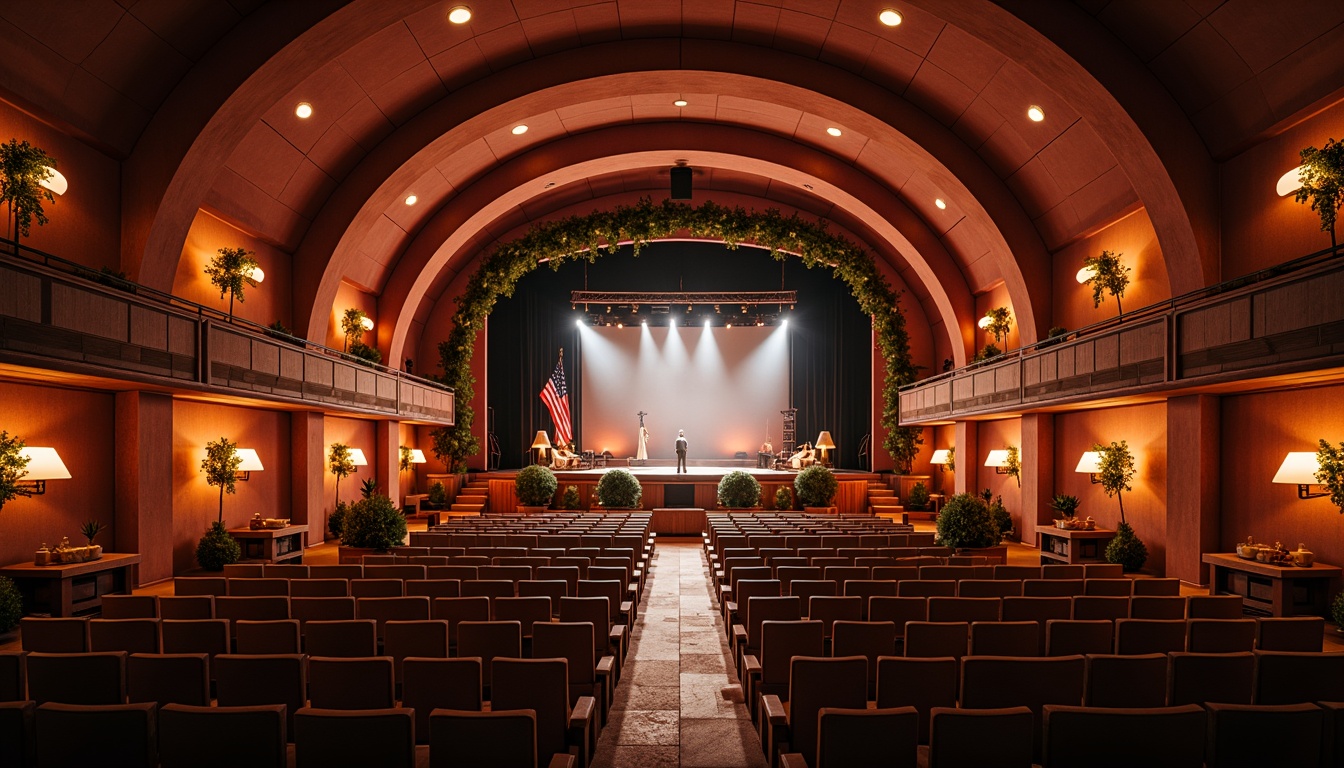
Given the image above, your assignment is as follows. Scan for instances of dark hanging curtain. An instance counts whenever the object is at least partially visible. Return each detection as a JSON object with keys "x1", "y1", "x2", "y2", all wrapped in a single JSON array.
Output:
[{"x1": 487, "y1": 241, "x2": 872, "y2": 469}]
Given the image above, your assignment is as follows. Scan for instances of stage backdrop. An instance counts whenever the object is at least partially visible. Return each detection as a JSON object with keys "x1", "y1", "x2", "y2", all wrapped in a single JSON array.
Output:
[
  {"x1": 578, "y1": 325, "x2": 789, "y2": 459},
  {"x1": 486, "y1": 241, "x2": 872, "y2": 469}
]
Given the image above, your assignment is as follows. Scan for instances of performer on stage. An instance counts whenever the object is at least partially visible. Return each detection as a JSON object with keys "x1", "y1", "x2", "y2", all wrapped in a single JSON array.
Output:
[
  {"x1": 636, "y1": 411, "x2": 649, "y2": 461},
  {"x1": 675, "y1": 430, "x2": 688, "y2": 473}
]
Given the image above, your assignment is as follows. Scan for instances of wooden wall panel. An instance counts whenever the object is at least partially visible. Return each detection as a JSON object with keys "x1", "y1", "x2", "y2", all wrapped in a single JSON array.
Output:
[
  {"x1": 128, "y1": 306, "x2": 168, "y2": 351},
  {"x1": 489, "y1": 479, "x2": 518, "y2": 514},
  {"x1": 835, "y1": 480, "x2": 867, "y2": 515},
  {"x1": 50, "y1": 284, "x2": 126, "y2": 341}
]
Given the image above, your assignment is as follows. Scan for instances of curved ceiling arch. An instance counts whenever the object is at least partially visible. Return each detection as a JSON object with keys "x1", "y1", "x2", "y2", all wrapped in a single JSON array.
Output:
[{"x1": 354, "y1": 122, "x2": 975, "y2": 369}]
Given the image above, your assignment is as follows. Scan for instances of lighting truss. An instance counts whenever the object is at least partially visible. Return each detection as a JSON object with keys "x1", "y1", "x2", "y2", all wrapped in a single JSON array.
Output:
[{"x1": 570, "y1": 290, "x2": 797, "y2": 307}]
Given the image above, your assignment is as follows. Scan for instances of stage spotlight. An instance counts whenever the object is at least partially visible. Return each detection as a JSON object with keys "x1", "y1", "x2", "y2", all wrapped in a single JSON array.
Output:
[
  {"x1": 670, "y1": 318, "x2": 677, "y2": 327},
  {"x1": 704, "y1": 319, "x2": 711, "y2": 327},
  {"x1": 641, "y1": 319, "x2": 647, "y2": 326},
  {"x1": 575, "y1": 318, "x2": 583, "y2": 327},
  {"x1": 617, "y1": 322, "x2": 623, "y2": 329},
  {"x1": 726, "y1": 322, "x2": 733, "y2": 328},
  {"x1": 741, "y1": 305, "x2": 747, "y2": 313},
  {"x1": 782, "y1": 319, "x2": 789, "y2": 327},
  {"x1": 686, "y1": 304, "x2": 692, "y2": 313},
  {"x1": 714, "y1": 304, "x2": 720, "y2": 313},
  {"x1": 606, "y1": 306, "x2": 611, "y2": 313}
]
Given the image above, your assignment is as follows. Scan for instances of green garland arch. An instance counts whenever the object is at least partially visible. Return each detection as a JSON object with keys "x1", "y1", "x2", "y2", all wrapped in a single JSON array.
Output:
[{"x1": 431, "y1": 198, "x2": 923, "y2": 472}]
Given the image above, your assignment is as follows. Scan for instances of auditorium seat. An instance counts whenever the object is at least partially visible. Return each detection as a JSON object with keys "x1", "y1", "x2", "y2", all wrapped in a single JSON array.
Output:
[
  {"x1": 761, "y1": 656, "x2": 866, "y2": 767},
  {"x1": 158, "y1": 703, "x2": 287, "y2": 768},
  {"x1": 429, "y1": 708, "x2": 577, "y2": 768},
  {"x1": 960, "y1": 655, "x2": 1086, "y2": 759},
  {"x1": 35, "y1": 702, "x2": 157, "y2": 768},
  {"x1": 1045, "y1": 619, "x2": 1114, "y2": 656},
  {"x1": 971, "y1": 620, "x2": 1038, "y2": 657},
  {"x1": 0, "y1": 700, "x2": 35, "y2": 768},
  {"x1": 805, "y1": 597, "x2": 861, "y2": 646},
  {"x1": 734, "y1": 596, "x2": 802, "y2": 673},
  {"x1": 928, "y1": 706, "x2": 1034, "y2": 768},
  {"x1": 173, "y1": 577, "x2": 226, "y2": 597},
  {"x1": 384, "y1": 620, "x2": 449, "y2": 681},
  {"x1": 831, "y1": 621, "x2": 896, "y2": 699},
  {"x1": 432, "y1": 596, "x2": 491, "y2": 652},
  {"x1": 293, "y1": 707, "x2": 415, "y2": 768},
  {"x1": 957, "y1": 579, "x2": 1022, "y2": 598},
  {"x1": 1187, "y1": 595, "x2": 1244, "y2": 619},
  {"x1": 20, "y1": 617, "x2": 88, "y2": 653},
  {"x1": 89, "y1": 618, "x2": 160, "y2": 655},
  {"x1": 159, "y1": 619, "x2": 229, "y2": 659},
  {"x1": 226, "y1": 577, "x2": 289, "y2": 596},
  {"x1": 1041, "y1": 704, "x2": 1206, "y2": 768},
  {"x1": 291, "y1": 596, "x2": 357, "y2": 625},
  {"x1": 1187, "y1": 618, "x2": 1256, "y2": 653},
  {"x1": 1168, "y1": 651, "x2": 1254, "y2": 706},
  {"x1": 904, "y1": 622, "x2": 968, "y2": 661},
  {"x1": 1084, "y1": 653, "x2": 1168, "y2": 708},
  {"x1": 213, "y1": 654, "x2": 306, "y2": 734},
  {"x1": 26, "y1": 651, "x2": 126, "y2": 705},
  {"x1": 222, "y1": 563, "x2": 265, "y2": 578},
  {"x1": 1115, "y1": 619, "x2": 1187, "y2": 655},
  {"x1": 1205, "y1": 703, "x2": 1324, "y2": 768},
  {"x1": 355, "y1": 596, "x2": 431, "y2": 639},
  {"x1": 308, "y1": 656, "x2": 396, "y2": 710},
  {"x1": 458, "y1": 621, "x2": 522, "y2": 697},
  {"x1": 743, "y1": 619, "x2": 824, "y2": 713},
  {"x1": 1071, "y1": 595, "x2": 1129, "y2": 621},
  {"x1": 309, "y1": 565, "x2": 363, "y2": 580},
  {"x1": 876, "y1": 656, "x2": 957, "y2": 745},
  {"x1": 126, "y1": 653, "x2": 210, "y2": 707},
  {"x1": 492, "y1": 658, "x2": 594, "y2": 768},
  {"x1": 559, "y1": 596, "x2": 625, "y2": 670},
  {"x1": 791, "y1": 581, "x2": 838, "y2": 616},
  {"x1": 214, "y1": 596, "x2": 290, "y2": 637},
  {"x1": 534, "y1": 622, "x2": 613, "y2": 729},
  {"x1": 1131, "y1": 578, "x2": 1182, "y2": 596},
  {"x1": 263, "y1": 563, "x2": 310, "y2": 579},
  {"x1": 519, "y1": 580, "x2": 568, "y2": 617},
  {"x1": 290, "y1": 579, "x2": 351, "y2": 598},
  {"x1": 1023, "y1": 579, "x2": 1085, "y2": 597},
  {"x1": 403, "y1": 658, "x2": 482, "y2": 743},
  {"x1": 897, "y1": 580, "x2": 955, "y2": 598},
  {"x1": 156, "y1": 595, "x2": 214, "y2": 620},
  {"x1": 0, "y1": 651, "x2": 25, "y2": 702},
  {"x1": 351, "y1": 578, "x2": 404, "y2": 598},
  {"x1": 928, "y1": 596, "x2": 1001, "y2": 624},
  {"x1": 494, "y1": 596, "x2": 552, "y2": 641},
  {"x1": 868, "y1": 596, "x2": 928, "y2": 647},
  {"x1": 778, "y1": 707, "x2": 918, "y2": 768},
  {"x1": 1253, "y1": 651, "x2": 1344, "y2": 704},
  {"x1": 234, "y1": 619, "x2": 301, "y2": 654},
  {"x1": 99, "y1": 595, "x2": 157, "y2": 619},
  {"x1": 1256, "y1": 616, "x2": 1325, "y2": 651},
  {"x1": 1130, "y1": 596, "x2": 1187, "y2": 619}
]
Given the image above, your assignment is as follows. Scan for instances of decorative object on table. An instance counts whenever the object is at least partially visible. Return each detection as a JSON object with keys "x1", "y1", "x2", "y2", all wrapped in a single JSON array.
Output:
[
  {"x1": 1050, "y1": 494, "x2": 1081, "y2": 527},
  {"x1": 340, "y1": 491, "x2": 407, "y2": 552},
  {"x1": 814, "y1": 431, "x2": 836, "y2": 467},
  {"x1": 34, "y1": 544, "x2": 52, "y2": 566},
  {"x1": 774, "y1": 486, "x2": 793, "y2": 511},
  {"x1": 515, "y1": 465, "x2": 558, "y2": 511},
  {"x1": 197, "y1": 436, "x2": 243, "y2": 571},
  {"x1": 717, "y1": 470, "x2": 762, "y2": 509},
  {"x1": 935, "y1": 493, "x2": 999, "y2": 551},
  {"x1": 794, "y1": 465, "x2": 838, "y2": 509},
  {"x1": 0, "y1": 574, "x2": 21, "y2": 634},
  {"x1": 595, "y1": 468, "x2": 642, "y2": 509},
  {"x1": 250, "y1": 512, "x2": 264, "y2": 530},
  {"x1": 79, "y1": 519, "x2": 104, "y2": 560},
  {"x1": 1293, "y1": 543, "x2": 1316, "y2": 568},
  {"x1": 258, "y1": 518, "x2": 290, "y2": 530}
]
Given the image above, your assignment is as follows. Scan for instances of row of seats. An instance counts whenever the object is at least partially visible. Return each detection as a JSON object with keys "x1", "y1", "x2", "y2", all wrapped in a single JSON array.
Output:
[
  {"x1": 2, "y1": 692, "x2": 583, "y2": 767},
  {"x1": 722, "y1": 573, "x2": 1180, "y2": 606},
  {"x1": 770, "y1": 699, "x2": 1343, "y2": 768},
  {"x1": 410, "y1": 532, "x2": 650, "y2": 549},
  {"x1": 759, "y1": 654, "x2": 1344, "y2": 767},
  {"x1": 707, "y1": 530, "x2": 932, "y2": 551}
]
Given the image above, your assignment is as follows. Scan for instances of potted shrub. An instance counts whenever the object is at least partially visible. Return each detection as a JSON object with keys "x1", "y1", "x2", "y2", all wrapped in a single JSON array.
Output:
[
  {"x1": 0, "y1": 575, "x2": 22, "y2": 637},
  {"x1": 424, "y1": 481, "x2": 448, "y2": 511},
  {"x1": 196, "y1": 437, "x2": 243, "y2": 571},
  {"x1": 980, "y1": 489, "x2": 1013, "y2": 541},
  {"x1": 983, "y1": 306, "x2": 1013, "y2": 349},
  {"x1": 515, "y1": 465, "x2": 558, "y2": 513},
  {"x1": 795, "y1": 465, "x2": 839, "y2": 513},
  {"x1": 595, "y1": 469, "x2": 642, "y2": 509},
  {"x1": 1039, "y1": 326, "x2": 1069, "y2": 348},
  {"x1": 905, "y1": 482, "x2": 930, "y2": 512},
  {"x1": 561, "y1": 485, "x2": 582, "y2": 510},
  {"x1": 1050, "y1": 494, "x2": 1081, "y2": 526},
  {"x1": 717, "y1": 470, "x2": 762, "y2": 509},
  {"x1": 774, "y1": 486, "x2": 793, "y2": 511},
  {"x1": 341, "y1": 308, "x2": 370, "y2": 352},
  {"x1": 935, "y1": 493, "x2": 1001, "y2": 555},
  {"x1": 328, "y1": 443, "x2": 355, "y2": 539},
  {"x1": 1095, "y1": 440, "x2": 1148, "y2": 572},
  {"x1": 339, "y1": 488, "x2": 408, "y2": 563},
  {"x1": 328, "y1": 501, "x2": 349, "y2": 540}
]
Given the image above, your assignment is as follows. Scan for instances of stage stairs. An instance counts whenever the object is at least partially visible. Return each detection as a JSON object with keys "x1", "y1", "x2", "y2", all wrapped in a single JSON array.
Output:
[
  {"x1": 451, "y1": 478, "x2": 489, "y2": 515},
  {"x1": 868, "y1": 481, "x2": 904, "y2": 519}
]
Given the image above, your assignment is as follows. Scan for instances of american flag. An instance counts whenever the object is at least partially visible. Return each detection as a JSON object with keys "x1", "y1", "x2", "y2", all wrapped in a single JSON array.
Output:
[{"x1": 540, "y1": 351, "x2": 572, "y2": 446}]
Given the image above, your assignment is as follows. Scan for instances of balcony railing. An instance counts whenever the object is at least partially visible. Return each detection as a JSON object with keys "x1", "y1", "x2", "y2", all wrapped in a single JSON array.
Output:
[
  {"x1": 899, "y1": 245, "x2": 1344, "y2": 424},
  {"x1": 0, "y1": 238, "x2": 453, "y2": 424}
]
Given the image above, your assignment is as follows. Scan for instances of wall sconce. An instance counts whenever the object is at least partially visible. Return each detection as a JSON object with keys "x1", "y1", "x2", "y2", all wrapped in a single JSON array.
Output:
[
  {"x1": 1075, "y1": 451, "x2": 1102, "y2": 483},
  {"x1": 233, "y1": 448, "x2": 264, "y2": 481},
  {"x1": 1276, "y1": 165, "x2": 1304, "y2": 197},
  {"x1": 360, "y1": 316, "x2": 374, "y2": 331},
  {"x1": 930, "y1": 449, "x2": 951, "y2": 471},
  {"x1": 1272, "y1": 452, "x2": 1326, "y2": 499},
  {"x1": 349, "y1": 448, "x2": 368, "y2": 471},
  {"x1": 410, "y1": 449, "x2": 427, "y2": 464},
  {"x1": 815, "y1": 431, "x2": 836, "y2": 466},
  {"x1": 16, "y1": 447, "x2": 71, "y2": 495},
  {"x1": 247, "y1": 266, "x2": 265, "y2": 283},
  {"x1": 977, "y1": 315, "x2": 992, "y2": 330},
  {"x1": 531, "y1": 431, "x2": 552, "y2": 465},
  {"x1": 1076, "y1": 265, "x2": 1097, "y2": 284},
  {"x1": 38, "y1": 167, "x2": 68, "y2": 196},
  {"x1": 985, "y1": 449, "x2": 1011, "y2": 474}
]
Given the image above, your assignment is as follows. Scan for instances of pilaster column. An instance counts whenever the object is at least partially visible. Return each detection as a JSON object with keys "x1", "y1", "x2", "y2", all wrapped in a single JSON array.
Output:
[
  {"x1": 114, "y1": 392, "x2": 173, "y2": 585},
  {"x1": 375, "y1": 420, "x2": 401, "y2": 505},
  {"x1": 1167, "y1": 395, "x2": 1221, "y2": 585},
  {"x1": 1020, "y1": 414, "x2": 1055, "y2": 547},
  {"x1": 954, "y1": 421, "x2": 978, "y2": 495},
  {"x1": 291, "y1": 412, "x2": 325, "y2": 541}
]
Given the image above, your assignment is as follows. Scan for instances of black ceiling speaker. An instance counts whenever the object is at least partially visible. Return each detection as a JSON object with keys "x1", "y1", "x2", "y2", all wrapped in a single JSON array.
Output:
[{"x1": 670, "y1": 165, "x2": 692, "y2": 200}]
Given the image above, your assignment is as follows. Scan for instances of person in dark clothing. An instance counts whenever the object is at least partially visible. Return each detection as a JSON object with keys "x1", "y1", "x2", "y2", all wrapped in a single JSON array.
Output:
[{"x1": 675, "y1": 430, "x2": 688, "y2": 473}]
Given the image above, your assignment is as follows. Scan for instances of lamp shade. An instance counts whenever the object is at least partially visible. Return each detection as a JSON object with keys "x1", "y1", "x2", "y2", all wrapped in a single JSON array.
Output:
[
  {"x1": 930, "y1": 449, "x2": 951, "y2": 465},
  {"x1": 1076, "y1": 265, "x2": 1097, "y2": 284},
  {"x1": 984, "y1": 449, "x2": 1010, "y2": 468},
  {"x1": 234, "y1": 448, "x2": 264, "y2": 472},
  {"x1": 531, "y1": 431, "x2": 552, "y2": 450},
  {"x1": 18, "y1": 447, "x2": 70, "y2": 480},
  {"x1": 39, "y1": 167, "x2": 67, "y2": 196},
  {"x1": 410, "y1": 449, "x2": 427, "y2": 464},
  {"x1": 360, "y1": 316, "x2": 374, "y2": 331},
  {"x1": 815, "y1": 431, "x2": 836, "y2": 450},
  {"x1": 977, "y1": 315, "x2": 992, "y2": 329},
  {"x1": 247, "y1": 266, "x2": 265, "y2": 283},
  {"x1": 1277, "y1": 165, "x2": 1304, "y2": 197},
  {"x1": 1075, "y1": 451, "x2": 1102, "y2": 474},
  {"x1": 349, "y1": 448, "x2": 368, "y2": 466},
  {"x1": 1273, "y1": 452, "x2": 1321, "y2": 485}
]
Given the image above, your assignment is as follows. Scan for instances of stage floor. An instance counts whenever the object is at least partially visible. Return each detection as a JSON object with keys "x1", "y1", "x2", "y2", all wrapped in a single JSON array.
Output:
[{"x1": 556, "y1": 465, "x2": 797, "y2": 477}]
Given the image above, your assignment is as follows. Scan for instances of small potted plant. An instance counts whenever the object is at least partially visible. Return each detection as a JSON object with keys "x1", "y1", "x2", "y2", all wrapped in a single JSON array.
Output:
[
  {"x1": 515, "y1": 464, "x2": 558, "y2": 513},
  {"x1": 595, "y1": 469, "x2": 642, "y2": 509},
  {"x1": 1294, "y1": 138, "x2": 1344, "y2": 250},
  {"x1": 561, "y1": 485, "x2": 582, "y2": 510},
  {"x1": 80, "y1": 520, "x2": 104, "y2": 559},
  {"x1": 795, "y1": 465, "x2": 839, "y2": 513},
  {"x1": 980, "y1": 489, "x2": 1013, "y2": 541},
  {"x1": 717, "y1": 470, "x2": 762, "y2": 509},
  {"x1": 339, "y1": 487, "x2": 408, "y2": 563},
  {"x1": 774, "y1": 486, "x2": 793, "y2": 511},
  {"x1": 1049, "y1": 494, "x2": 1082, "y2": 528},
  {"x1": 424, "y1": 481, "x2": 448, "y2": 511},
  {"x1": 904, "y1": 482, "x2": 930, "y2": 512},
  {"x1": 1081, "y1": 250, "x2": 1132, "y2": 318}
]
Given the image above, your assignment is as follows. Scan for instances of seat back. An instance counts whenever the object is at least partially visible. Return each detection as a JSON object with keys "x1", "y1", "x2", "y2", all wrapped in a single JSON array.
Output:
[
  {"x1": 493, "y1": 596, "x2": 551, "y2": 638},
  {"x1": 868, "y1": 596, "x2": 928, "y2": 640},
  {"x1": 458, "y1": 621, "x2": 522, "y2": 691},
  {"x1": 806, "y1": 597, "x2": 861, "y2": 641},
  {"x1": 1041, "y1": 565, "x2": 1085, "y2": 580},
  {"x1": 1187, "y1": 618, "x2": 1256, "y2": 653},
  {"x1": 744, "y1": 596, "x2": 802, "y2": 651},
  {"x1": 384, "y1": 621, "x2": 450, "y2": 681},
  {"x1": 127, "y1": 653, "x2": 210, "y2": 707},
  {"x1": 1187, "y1": 595, "x2": 1243, "y2": 619},
  {"x1": 787, "y1": 656, "x2": 868, "y2": 765},
  {"x1": 815, "y1": 707, "x2": 919, "y2": 768},
  {"x1": 843, "y1": 581, "x2": 898, "y2": 619},
  {"x1": 227, "y1": 578, "x2": 289, "y2": 597},
  {"x1": 309, "y1": 565, "x2": 364, "y2": 580},
  {"x1": 235, "y1": 619, "x2": 301, "y2": 654},
  {"x1": 1168, "y1": 651, "x2": 1255, "y2": 706},
  {"x1": 831, "y1": 621, "x2": 896, "y2": 699},
  {"x1": 491, "y1": 658, "x2": 571, "y2": 762},
  {"x1": 429, "y1": 708, "x2": 536, "y2": 767},
  {"x1": 558, "y1": 597, "x2": 613, "y2": 660},
  {"x1": 897, "y1": 580, "x2": 956, "y2": 598},
  {"x1": 431, "y1": 597, "x2": 492, "y2": 648},
  {"x1": 304, "y1": 620, "x2": 377, "y2": 658},
  {"x1": 1115, "y1": 619, "x2": 1186, "y2": 655},
  {"x1": 1023, "y1": 579, "x2": 1085, "y2": 597},
  {"x1": 0, "y1": 651, "x2": 25, "y2": 702},
  {"x1": 1205, "y1": 702, "x2": 1324, "y2": 768},
  {"x1": 157, "y1": 595, "x2": 215, "y2": 620},
  {"x1": 20, "y1": 617, "x2": 88, "y2": 653},
  {"x1": 1084, "y1": 653, "x2": 1168, "y2": 708},
  {"x1": 757, "y1": 620, "x2": 825, "y2": 699},
  {"x1": 159, "y1": 703, "x2": 287, "y2": 768},
  {"x1": 356, "y1": 596, "x2": 432, "y2": 639},
  {"x1": 533, "y1": 622, "x2": 597, "y2": 694},
  {"x1": 1253, "y1": 651, "x2": 1344, "y2": 704},
  {"x1": 174, "y1": 577, "x2": 227, "y2": 597},
  {"x1": 26, "y1": 651, "x2": 126, "y2": 705},
  {"x1": 1045, "y1": 620, "x2": 1114, "y2": 656},
  {"x1": 929, "y1": 706, "x2": 1034, "y2": 768},
  {"x1": 290, "y1": 579, "x2": 351, "y2": 598},
  {"x1": 89, "y1": 618, "x2": 160, "y2": 655},
  {"x1": 290, "y1": 596, "x2": 356, "y2": 625},
  {"x1": 1255, "y1": 617, "x2": 1324, "y2": 652},
  {"x1": 1042, "y1": 704, "x2": 1206, "y2": 768},
  {"x1": 293, "y1": 707, "x2": 415, "y2": 768},
  {"x1": 159, "y1": 619, "x2": 229, "y2": 659},
  {"x1": 308, "y1": 656, "x2": 396, "y2": 709},
  {"x1": 957, "y1": 579, "x2": 1022, "y2": 599},
  {"x1": 351, "y1": 579, "x2": 405, "y2": 598},
  {"x1": 903, "y1": 622, "x2": 968, "y2": 660},
  {"x1": 1071, "y1": 596, "x2": 1130, "y2": 622},
  {"x1": 1130, "y1": 596, "x2": 1186, "y2": 620},
  {"x1": 970, "y1": 621, "x2": 1038, "y2": 658},
  {"x1": 100, "y1": 595, "x2": 157, "y2": 619},
  {"x1": 1083, "y1": 578, "x2": 1133, "y2": 597},
  {"x1": 791, "y1": 581, "x2": 839, "y2": 614},
  {"x1": 928, "y1": 597, "x2": 1001, "y2": 624},
  {"x1": 876, "y1": 656, "x2": 957, "y2": 745},
  {"x1": 994, "y1": 565, "x2": 1042, "y2": 581},
  {"x1": 1131, "y1": 578, "x2": 1182, "y2": 596},
  {"x1": 959, "y1": 655, "x2": 1086, "y2": 759},
  {"x1": 404, "y1": 658, "x2": 483, "y2": 744},
  {"x1": 213, "y1": 654, "x2": 307, "y2": 733},
  {"x1": 223, "y1": 564, "x2": 266, "y2": 578},
  {"x1": 214, "y1": 596, "x2": 290, "y2": 635},
  {"x1": 35, "y1": 701, "x2": 156, "y2": 768},
  {"x1": 406, "y1": 579, "x2": 463, "y2": 600}
]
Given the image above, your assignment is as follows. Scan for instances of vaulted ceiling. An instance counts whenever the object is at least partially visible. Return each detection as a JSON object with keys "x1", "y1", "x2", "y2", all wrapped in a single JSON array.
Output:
[{"x1": 3, "y1": 0, "x2": 1341, "y2": 365}]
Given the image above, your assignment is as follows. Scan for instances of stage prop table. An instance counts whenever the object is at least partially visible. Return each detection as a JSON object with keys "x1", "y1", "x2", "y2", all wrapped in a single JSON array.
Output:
[
  {"x1": 1036, "y1": 525, "x2": 1115, "y2": 566},
  {"x1": 229, "y1": 524, "x2": 308, "y2": 564},
  {"x1": 1202, "y1": 552, "x2": 1341, "y2": 618},
  {"x1": 0, "y1": 553, "x2": 141, "y2": 617}
]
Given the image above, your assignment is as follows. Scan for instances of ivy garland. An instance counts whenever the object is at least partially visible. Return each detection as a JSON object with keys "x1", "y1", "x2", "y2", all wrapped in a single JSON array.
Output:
[{"x1": 431, "y1": 198, "x2": 922, "y2": 472}]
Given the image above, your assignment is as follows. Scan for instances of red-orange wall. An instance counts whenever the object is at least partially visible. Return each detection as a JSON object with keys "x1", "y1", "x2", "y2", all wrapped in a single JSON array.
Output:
[
  {"x1": 975, "y1": 418, "x2": 1024, "y2": 537},
  {"x1": 0, "y1": 102, "x2": 120, "y2": 269},
  {"x1": 0, "y1": 382, "x2": 115, "y2": 568},
  {"x1": 1220, "y1": 386, "x2": 1344, "y2": 570},
  {"x1": 174, "y1": 209, "x2": 294, "y2": 330},
  {"x1": 1049, "y1": 209, "x2": 1170, "y2": 333},
  {"x1": 1053, "y1": 403, "x2": 1168, "y2": 574},
  {"x1": 973, "y1": 284, "x2": 1022, "y2": 352},
  {"x1": 323, "y1": 415, "x2": 375, "y2": 527},
  {"x1": 171, "y1": 401, "x2": 291, "y2": 573},
  {"x1": 328, "y1": 282, "x2": 378, "y2": 352}
]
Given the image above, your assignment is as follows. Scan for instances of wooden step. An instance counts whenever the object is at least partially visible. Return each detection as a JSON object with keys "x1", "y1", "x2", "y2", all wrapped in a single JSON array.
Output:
[
  {"x1": 868, "y1": 489, "x2": 896, "y2": 498},
  {"x1": 451, "y1": 502, "x2": 485, "y2": 512},
  {"x1": 455, "y1": 494, "x2": 487, "y2": 504}
]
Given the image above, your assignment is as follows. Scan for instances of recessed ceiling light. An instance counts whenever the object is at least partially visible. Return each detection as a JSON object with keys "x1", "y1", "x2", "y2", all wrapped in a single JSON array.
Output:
[
  {"x1": 1027, "y1": 105, "x2": 1045, "y2": 122},
  {"x1": 879, "y1": 9, "x2": 903, "y2": 26},
  {"x1": 295, "y1": 102, "x2": 313, "y2": 119},
  {"x1": 511, "y1": 124, "x2": 528, "y2": 135},
  {"x1": 404, "y1": 195, "x2": 418, "y2": 206},
  {"x1": 935, "y1": 198, "x2": 946, "y2": 210},
  {"x1": 447, "y1": 6, "x2": 471, "y2": 24},
  {"x1": 826, "y1": 127, "x2": 843, "y2": 137},
  {"x1": 674, "y1": 99, "x2": 688, "y2": 107}
]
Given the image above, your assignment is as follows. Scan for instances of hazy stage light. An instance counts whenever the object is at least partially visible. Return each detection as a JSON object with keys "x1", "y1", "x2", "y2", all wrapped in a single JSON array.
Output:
[{"x1": 575, "y1": 318, "x2": 583, "y2": 327}]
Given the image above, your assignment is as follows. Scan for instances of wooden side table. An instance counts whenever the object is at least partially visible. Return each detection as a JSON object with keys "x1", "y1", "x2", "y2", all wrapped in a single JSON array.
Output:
[
  {"x1": 229, "y1": 524, "x2": 308, "y2": 564},
  {"x1": 0, "y1": 553, "x2": 142, "y2": 617},
  {"x1": 1035, "y1": 525, "x2": 1116, "y2": 565},
  {"x1": 1202, "y1": 552, "x2": 1342, "y2": 617}
]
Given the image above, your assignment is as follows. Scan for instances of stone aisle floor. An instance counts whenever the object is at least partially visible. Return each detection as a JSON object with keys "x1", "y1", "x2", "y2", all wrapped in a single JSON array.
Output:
[{"x1": 591, "y1": 538, "x2": 768, "y2": 768}]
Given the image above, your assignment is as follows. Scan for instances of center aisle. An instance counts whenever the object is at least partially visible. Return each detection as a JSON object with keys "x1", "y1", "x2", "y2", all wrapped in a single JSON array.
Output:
[{"x1": 592, "y1": 538, "x2": 768, "y2": 768}]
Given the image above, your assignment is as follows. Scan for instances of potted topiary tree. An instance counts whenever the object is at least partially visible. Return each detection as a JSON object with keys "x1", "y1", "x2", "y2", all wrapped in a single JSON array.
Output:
[
  {"x1": 204, "y1": 246, "x2": 260, "y2": 319},
  {"x1": 0, "y1": 138, "x2": 58, "y2": 245},
  {"x1": 0, "y1": 430, "x2": 32, "y2": 512},
  {"x1": 717, "y1": 470, "x2": 762, "y2": 509},
  {"x1": 339, "y1": 484, "x2": 408, "y2": 564},
  {"x1": 1295, "y1": 138, "x2": 1344, "y2": 251},
  {"x1": 1095, "y1": 440, "x2": 1147, "y2": 572},
  {"x1": 980, "y1": 489, "x2": 1013, "y2": 541},
  {"x1": 515, "y1": 464, "x2": 558, "y2": 513},
  {"x1": 423, "y1": 481, "x2": 448, "y2": 511},
  {"x1": 1004, "y1": 446, "x2": 1021, "y2": 487},
  {"x1": 774, "y1": 486, "x2": 793, "y2": 510},
  {"x1": 795, "y1": 465, "x2": 839, "y2": 513},
  {"x1": 1082, "y1": 250, "x2": 1132, "y2": 319},
  {"x1": 905, "y1": 482, "x2": 930, "y2": 512},
  {"x1": 561, "y1": 485, "x2": 582, "y2": 510},
  {"x1": 196, "y1": 437, "x2": 243, "y2": 571},
  {"x1": 983, "y1": 306, "x2": 1013, "y2": 349},
  {"x1": 595, "y1": 469, "x2": 642, "y2": 509},
  {"x1": 935, "y1": 493, "x2": 1000, "y2": 553}
]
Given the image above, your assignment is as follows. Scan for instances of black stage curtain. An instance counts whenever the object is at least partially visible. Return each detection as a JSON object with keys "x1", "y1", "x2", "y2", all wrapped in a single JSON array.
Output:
[{"x1": 487, "y1": 241, "x2": 871, "y2": 469}]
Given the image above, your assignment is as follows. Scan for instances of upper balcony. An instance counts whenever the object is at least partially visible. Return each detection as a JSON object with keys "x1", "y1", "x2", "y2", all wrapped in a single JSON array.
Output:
[
  {"x1": 899, "y1": 246, "x2": 1344, "y2": 425},
  {"x1": 0, "y1": 240, "x2": 453, "y2": 425}
]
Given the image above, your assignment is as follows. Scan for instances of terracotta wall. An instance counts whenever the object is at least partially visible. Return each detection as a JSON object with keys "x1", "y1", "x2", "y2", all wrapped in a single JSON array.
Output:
[
  {"x1": 1220, "y1": 385, "x2": 1344, "y2": 569},
  {"x1": 1053, "y1": 403, "x2": 1168, "y2": 574},
  {"x1": 171, "y1": 401, "x2": 291, "y2": 573},
  {"x1": 0, "y1": 100, "x2": 121, "y2": 269},
  {"x1": 1049, "y1": 209, "x2": 1171, "y2": 333},
  {"x1": 328, "y1": 281, "x2": 379, "y2": 353},
  {"x1": 974, "y1": 418, "x2": 1024, "y2": 537},
  {"x1": 0, "y1": 382, "x2": 115, "y2": 568},
  {"x1": 973, "y1": 283, "x2": 1021, "y2": 352},
  {"x1": 323, "y1": 416, "x2": 375, "y2": 530},
  {"x1": 1221, "y1": 100, "x2": 1344, "y2": 281},
  {"x1": 174, "y1": 209, "x2": 295, "y2": 330}
]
